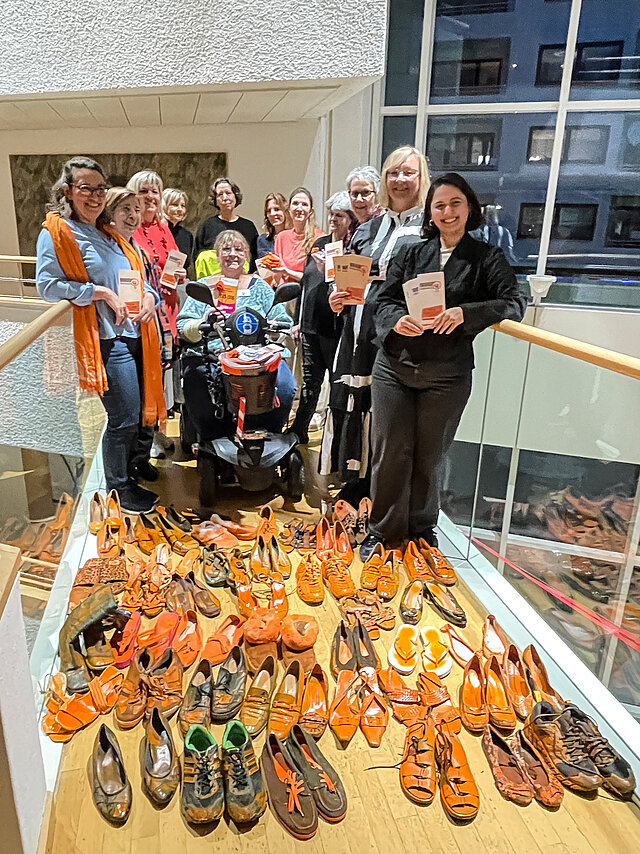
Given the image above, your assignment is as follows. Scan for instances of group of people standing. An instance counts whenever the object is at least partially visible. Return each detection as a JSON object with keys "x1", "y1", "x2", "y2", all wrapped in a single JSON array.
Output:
[{"x1": 35, "y1": 145, "x2": 526, "y2": 555}]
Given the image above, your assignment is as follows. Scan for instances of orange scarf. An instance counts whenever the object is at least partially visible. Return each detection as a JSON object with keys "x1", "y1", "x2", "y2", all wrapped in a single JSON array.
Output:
[{"x1": 42, "y1": 211, "x2": 166, "y2": 426}]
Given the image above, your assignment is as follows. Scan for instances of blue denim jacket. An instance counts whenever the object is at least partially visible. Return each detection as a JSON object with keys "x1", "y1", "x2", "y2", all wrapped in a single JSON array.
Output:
[{"x1": 36, "y1": 220, "x2": 157, "y2": 339}]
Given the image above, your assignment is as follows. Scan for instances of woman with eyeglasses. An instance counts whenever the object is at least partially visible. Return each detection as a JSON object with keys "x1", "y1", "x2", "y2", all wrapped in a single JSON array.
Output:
[
  {"x1": 177, "y1": 230, "x2": 295, "y2": 440},
  {"x1": 163, "y1": 187, "x2": 194, "y2": 271},
  {"x1": 360, "y1": 172, "x2": 527, "y2": 560},
  {"x1": 36, "y1": 157, "x2": 165, "y2": 513},
  {"x1": 346, "y1": 165, "x2": 384, "y2": 226},
  {"x1": 320, "y1": 147, "x2": 429, "y2": 505},
  {"x1": 194, "y1": 177, "x2": 259, "y2": 276}
]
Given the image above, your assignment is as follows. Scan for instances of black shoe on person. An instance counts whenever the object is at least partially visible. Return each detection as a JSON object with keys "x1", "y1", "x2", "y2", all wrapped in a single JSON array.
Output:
[
  {"x1": 359, "y1": 533, "x2": 384, "y2": 562},
  {"x1": 419, "y1": 528, "x2": 439, "y2": 549},
  {"x1": 119, "y1": 486, "x2": 158, "y2": 514},
  {"x1": 133, "y1": 460, "x2": 159, "y2": 482}
]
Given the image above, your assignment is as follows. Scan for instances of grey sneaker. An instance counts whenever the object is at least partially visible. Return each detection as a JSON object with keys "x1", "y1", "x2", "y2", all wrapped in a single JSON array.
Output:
[
  {"x1": 221, "y1": 720, "x2": 267, "y2": 824},
  {"x1": 181, "y1": 725, "x2": 224, "y2": 823}
]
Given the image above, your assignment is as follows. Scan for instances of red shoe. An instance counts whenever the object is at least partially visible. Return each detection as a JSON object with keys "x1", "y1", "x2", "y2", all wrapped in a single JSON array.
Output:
[
  {"x1": 110, "y1": 612, "x2": 141, "y2": 669},
  {"x1": 137, "y1": 612, "x2": 180, "y2": 661}
]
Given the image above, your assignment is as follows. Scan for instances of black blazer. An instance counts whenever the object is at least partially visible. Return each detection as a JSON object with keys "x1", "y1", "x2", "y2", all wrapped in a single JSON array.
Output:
[
  {"x1": 374, "y1": 233, "x2": 528, "y2": 376},
  {"x1": 294, "y1": 234, "x2": 342, "y2": 338}
]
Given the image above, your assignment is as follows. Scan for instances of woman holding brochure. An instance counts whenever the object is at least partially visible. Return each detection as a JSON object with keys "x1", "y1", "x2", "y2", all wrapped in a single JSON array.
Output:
[
  {"x1": 359, "y1": 172, "x2": 527, "y2": 559},
  {"x1": 273, "y1": 188, "x2": 325, "y2": 282},
  {"x1": 177, "y1": 230, "x2": 295, "y2": 440},
  {"x1": 36, "y1": 158, "x2": 165, "y2": 514},
  {"x1": 290, "y1": 191, "x2": 356, "y2": 444},
  {"x1": 320, "y1": 146, "x2": 429, "y2": 503}
]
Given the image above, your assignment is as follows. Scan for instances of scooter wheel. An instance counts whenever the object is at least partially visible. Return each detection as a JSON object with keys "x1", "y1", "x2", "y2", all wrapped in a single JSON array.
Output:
[
  {"x1": 285, "y1": 450, "x2": 305, "y2": 502},
  {"x1": 197, "y1": 455, "x2": 218, "y2": 508}
]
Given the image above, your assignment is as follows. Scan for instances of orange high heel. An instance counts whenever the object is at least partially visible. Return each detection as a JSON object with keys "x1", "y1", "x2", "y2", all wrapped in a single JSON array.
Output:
[
  {"x1": 97, "y1": 519, "x2": 123, "y2": 557},
  {"x1": 269, "y1": 571, "x2": 289, "y2": 620},
  {"x1": 359, "y1": 667, "x2": 388, "y2": 747},
  {"x1": 329, "y1": 668, "x2": 360, "y2": 746}
]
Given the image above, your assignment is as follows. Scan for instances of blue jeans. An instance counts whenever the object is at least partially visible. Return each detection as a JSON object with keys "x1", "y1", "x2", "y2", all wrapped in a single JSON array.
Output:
[{"x1": 100, "y1": 337, "x2": 150, "y2": 491}]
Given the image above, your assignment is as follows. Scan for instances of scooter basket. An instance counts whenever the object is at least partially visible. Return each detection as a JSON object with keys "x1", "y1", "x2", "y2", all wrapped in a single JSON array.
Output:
[{"x1": 219, "y1": 346, "x2": 281, "y2": 415}]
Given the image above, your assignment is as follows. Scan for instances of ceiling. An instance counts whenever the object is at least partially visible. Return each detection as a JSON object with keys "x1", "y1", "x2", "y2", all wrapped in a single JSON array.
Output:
[{"x1": 0, "y1": 79, "x2": 369, "y2": 131}]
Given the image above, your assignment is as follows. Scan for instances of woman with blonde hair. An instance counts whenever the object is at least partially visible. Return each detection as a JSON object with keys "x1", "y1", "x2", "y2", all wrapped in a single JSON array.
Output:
[
  {"x1": 257, "y1": 192, "x2": 292, "y2": 257},
  {"x1": 163, "y1": 187, "x2": 194, "y2": 269},
  {"x1": 320, "y1": 146, "x2": 430, "y2": 505},
  {"x1": 273, "y1": 187, "x2": 325, "y2": 282}
]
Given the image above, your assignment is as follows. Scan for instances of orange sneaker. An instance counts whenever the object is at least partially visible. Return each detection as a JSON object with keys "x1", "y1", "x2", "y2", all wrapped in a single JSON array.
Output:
[
  {"x1": 360, "y1": 542, "x2": 384, "y2": 590},
  {"x1": 296, "y1": 555, "x2": 324, "y2": 606},
  {"x1": 418, "y1": 539, "x2": 456, "y2": 586},
  {"x1": 404, "y1": 540, "x2": 432, "y2": 581},
  {"x1": 322, "y1": 557, "x2": 356, "y2": 600}
]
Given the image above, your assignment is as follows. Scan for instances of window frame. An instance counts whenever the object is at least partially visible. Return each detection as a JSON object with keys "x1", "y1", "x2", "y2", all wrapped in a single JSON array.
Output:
[
  {"x1": 518, "y1": 202, "x2": 599, "y2": 241},
  {"x1": 428, "y1": 129, "x2": 498, "y2": 170},
  {"x1": 605, "y1": 195, "x2": 640, "y2": 248},
  {"x1": 563, "y1": 124, "x2": 610, "y2": 164}
]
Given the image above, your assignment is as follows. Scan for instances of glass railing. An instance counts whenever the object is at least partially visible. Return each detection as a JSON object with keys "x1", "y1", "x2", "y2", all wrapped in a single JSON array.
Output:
[
  {"x1": 0, "y1": 300, "x2": 104, "y2": 663},
  {"x1": 443, "y1": 305, "x2": 640, "y2": 730}
]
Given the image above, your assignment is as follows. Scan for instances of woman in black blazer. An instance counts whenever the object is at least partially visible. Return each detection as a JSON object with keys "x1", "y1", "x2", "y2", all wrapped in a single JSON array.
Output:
[{"x1": 359, "y1": 172, "x2": 527, "y2": 559}]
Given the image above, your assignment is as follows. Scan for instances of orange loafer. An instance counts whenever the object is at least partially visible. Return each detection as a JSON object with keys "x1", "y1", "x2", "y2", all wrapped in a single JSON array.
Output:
[
  {"x1": 172, "y1": 609, "x2": 202, "y2": 668},
  {"x1": 299, "y1": 663, "x2": 329, "y2": 740},
  {"x1": 137, "y1": 611, "x2": 180, "y2": 661},
  {"x1": 201, "y1": 614, "x2": 246, "y2": 665},
  {"x1": 360, "y1": 542, "x2": 384, "y2": 590}
]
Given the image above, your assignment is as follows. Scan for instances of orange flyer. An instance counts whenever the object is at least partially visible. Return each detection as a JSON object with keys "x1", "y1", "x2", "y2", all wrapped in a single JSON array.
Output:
[
  {"x1": 333, "y1": 254, "x2": 372, "y2": 305},
  {"x1": 209, "y1": 276, "x2": 239, "y2": 314},
  {"x1": 117, "y1": 270, "x2": 142, "y2": 314}
]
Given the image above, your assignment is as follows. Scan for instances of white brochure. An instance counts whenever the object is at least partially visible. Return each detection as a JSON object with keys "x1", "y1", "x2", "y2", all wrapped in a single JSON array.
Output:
[
  {"x1": 159, "y1": 249, "x2": 187, "y2": 288},
  {"x1": 402, "y1": 271, "x2": 446, "y2": 329},
  {"x1": 118, "y1": 270, "x2": 142, "y2": 314},
  {"x1": 324, "y1": 239, "x2": 343, "y2": 281}
]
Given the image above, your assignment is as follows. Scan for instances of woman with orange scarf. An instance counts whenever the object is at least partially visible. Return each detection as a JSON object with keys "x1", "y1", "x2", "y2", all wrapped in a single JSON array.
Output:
[{"x1": 36, "y1": 157, "x2": 165, "y2": 513}]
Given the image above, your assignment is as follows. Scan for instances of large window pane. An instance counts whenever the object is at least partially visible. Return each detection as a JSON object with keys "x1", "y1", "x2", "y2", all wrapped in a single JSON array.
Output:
[
  {"x1": 546, "y1": 112, "x2": 640, "y2": 292},
  {"x1": 426, "y1": 113, "x2": 556, "y2": 270},
  {"x1": 570, "y1": 1, "x2": 640, "y2": 99},
  {"x1": 430, "y1": 0, "x2": 571, "y2": 103},
  {"x1": 382, "y1": 115, "x2": 417, "y2": 162},
  {"x1": 384, "y1": 0, "x2": 424, "y2": 106}
]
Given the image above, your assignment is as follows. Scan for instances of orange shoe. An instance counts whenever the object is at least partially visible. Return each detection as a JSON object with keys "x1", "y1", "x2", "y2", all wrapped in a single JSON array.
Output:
[
  {"x1": 322, "y1": 557, "x2": 356, "y2": 600},
  {"x1": 172, "y1": 610, "x2": 202, "y2": 668},
  {"x1": 269, "y1": 571, "x2": 289, "y2": 620},
  {"x1": 137, "y1": 611, "x2": 180, "y2": 661},
  {"x1": 359, "y1": 668, "x2": 388, "y2": 747},
  {"x1": 176, "y1": 548, "x2": 203, "y2": 578},
  {"x1": 256, "y1": 504, "x2": 278, "y2": 539},
  {"x1": 97, "y1": 519, "x2": 123, "y2": 557},
  {"x1": 482, "y1": 614, "x2": 508, "y2": 660},
  {"x1": 329, "y1": 668, "x2": 360, "y2": 746},
  {"x1": 420, "y1": 627, "x2": 452, "y2": 679},
  {"x1": 360, "y1": 542, "x2": 384, "y2": 590},
  {"x1": 191, "y1": 521, "x2": 240, "y2": 550},
  {"x1": 404, "y1": 540, "x2": 432, "y2": 581},
  {"x1": 296, "y1": 554, "x2": 324, "y2": 605},
  {"x1": 268, "y1": 534, "x2": 292, "y2": 579},
  {"x1": 377, "y1": 551, "x2": 400, "y2": 601},
  {"x1": 419, "y1": 539, "x2": 456, "y2": 586},
  {"x1": 332, "y1": 521, "x2": 353, "y2": 566},
  {"x1": 209, "y1": 513, "x2": 258, "y2": 541},
  {"x1": 269, "y1": 659, "x2": 304, "y2": 740},
  {"x1": 388, "y1": 625, "x2": 420, "y2": 675},
  {"x1": 250, "y1": 535, "x2": 270, "y2": 580},
  {"x1": 299, "y1": 663, "x2": 328, "y2": 740},
  {"x1": 106, "y1": 489, "x2": 121, "y2": 521},
  {"x1": 459, "y1": 653, "x2": 487, "y2": 733},
  {"x1": 201, "y1": 614, "x2": 246, "y2": 665},
  {"x1": 236, "y1": 573, "x2": 261, "y2": 617},
  {"x1": 315, "y1": 517, "x2": 334, "y2": 559},
  {"x1": 54, "y1": 666, "x2": 124, "y2": 734},
  {"x1": 485, "y1": 655, "x2": 516, "y2": 731},
  {"x1": 89, "y1": 492, "x2": 106, "y2": 535},
  {"x1": 110, "y1": 612, "x2": 141, "y2": 669}
]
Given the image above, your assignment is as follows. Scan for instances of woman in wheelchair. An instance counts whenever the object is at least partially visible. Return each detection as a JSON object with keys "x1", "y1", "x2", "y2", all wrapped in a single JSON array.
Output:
[{"x1": 177, "y1": 229, "x2": 295, "y2": 440}]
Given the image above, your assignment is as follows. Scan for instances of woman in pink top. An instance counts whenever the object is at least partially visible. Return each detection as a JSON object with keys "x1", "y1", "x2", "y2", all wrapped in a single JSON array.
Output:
[
  {"x1": 274, "y1": 187, "x2": 325, "y2": 282},
  {"x1": 127, "y1": 170, "x2": 180, "y2": 335}
]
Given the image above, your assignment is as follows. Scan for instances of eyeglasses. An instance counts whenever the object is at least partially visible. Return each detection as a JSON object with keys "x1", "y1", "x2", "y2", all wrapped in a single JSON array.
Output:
[
  {"x1": 349, "y1": 189, "x2": 375, "y2": 200},
  {"x1": 220, "y1": 246, "x2": 245, "y2": 254},
  {"x1": 73, "y1": 184, "x2": 108, "y2": 197},
  {"x1": 387, "y1": 168, "x2": 419, "y2": 180}
]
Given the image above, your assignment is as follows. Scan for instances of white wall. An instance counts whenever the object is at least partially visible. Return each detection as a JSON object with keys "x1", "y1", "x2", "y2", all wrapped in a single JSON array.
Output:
[{"x1": 0, "y1": 0, "x2": 387, "y2": 95}]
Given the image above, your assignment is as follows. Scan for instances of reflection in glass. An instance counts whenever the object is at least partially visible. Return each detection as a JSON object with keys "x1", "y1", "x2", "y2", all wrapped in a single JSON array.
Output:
[
  {"x1": 430, "y1": 0, "x2": 570, "y2": 104},
  {"x1": 381, "y1": 115, "x2": 417, "y2": 162},
  {"x1": 384, "y1": 0, "x2": 424, "y2": 105},
  {"x1": 426, "y1": 113, "x2": 555, "y2": 270}
]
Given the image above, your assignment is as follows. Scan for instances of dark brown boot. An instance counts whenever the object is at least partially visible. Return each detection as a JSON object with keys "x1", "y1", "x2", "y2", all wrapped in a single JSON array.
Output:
[{"x1": 58, "y1": 584, "x2": 118, "y2": 693}]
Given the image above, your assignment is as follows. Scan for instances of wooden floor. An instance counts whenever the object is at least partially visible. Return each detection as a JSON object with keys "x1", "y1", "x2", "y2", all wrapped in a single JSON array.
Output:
[{"x1": 44, "y1": 429, "x2": 640, "y2": 854}]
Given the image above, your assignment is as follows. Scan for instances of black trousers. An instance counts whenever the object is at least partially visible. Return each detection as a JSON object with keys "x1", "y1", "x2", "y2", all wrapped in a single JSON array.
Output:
[
  {"x1": 291, "y1": 332, "x2": 338, "y2": 440},
  {"x1": 369, "y1": 351, "x2": 472, "y2": 543}
]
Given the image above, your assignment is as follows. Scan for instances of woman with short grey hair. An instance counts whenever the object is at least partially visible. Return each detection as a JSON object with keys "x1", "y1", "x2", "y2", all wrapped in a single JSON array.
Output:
[{"x1": 346, "y1": 165, "x2": 383, "y2": 225}]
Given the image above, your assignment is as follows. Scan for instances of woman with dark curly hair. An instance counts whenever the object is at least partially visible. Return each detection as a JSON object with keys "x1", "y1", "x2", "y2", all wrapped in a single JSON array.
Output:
[
  {"x1": 360, "y1": 172, "x2": 527, "y2": 559},
  {"x1": 194, "y1": 176, "x2": 259, "y2": 275}
]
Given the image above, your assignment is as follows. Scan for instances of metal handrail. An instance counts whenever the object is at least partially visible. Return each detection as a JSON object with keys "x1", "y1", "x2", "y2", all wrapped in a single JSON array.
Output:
[
  {"x1": 0, "y1": 300, "x2": 71, "y2": 371},
  {"x1": 493, "y1": 319, "x2": 640, "y2": 382}
]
